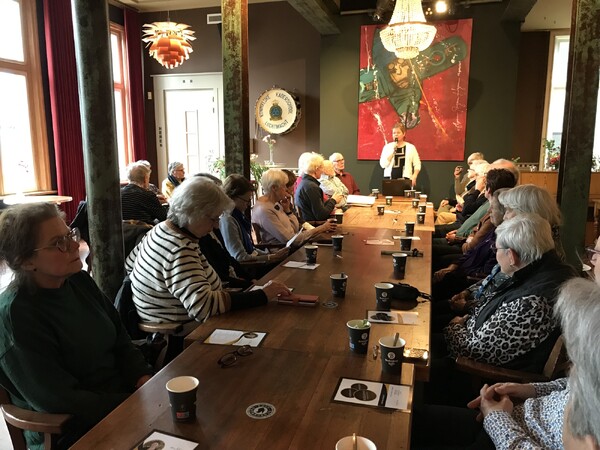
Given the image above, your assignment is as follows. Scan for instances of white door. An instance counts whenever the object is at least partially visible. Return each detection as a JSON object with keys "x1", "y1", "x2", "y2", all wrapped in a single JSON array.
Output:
[{"x1": 153, "y1": 73, "x2": 224, "y2": 183}]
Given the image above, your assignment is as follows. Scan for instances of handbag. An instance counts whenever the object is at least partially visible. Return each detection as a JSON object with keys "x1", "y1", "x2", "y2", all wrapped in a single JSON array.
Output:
[{"x1": 379, "y1": 282, "x2": 431, "y2": 310}]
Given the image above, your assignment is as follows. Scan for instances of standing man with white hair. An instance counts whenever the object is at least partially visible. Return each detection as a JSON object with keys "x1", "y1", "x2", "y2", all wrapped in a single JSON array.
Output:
[{"x1": 329, "y1": 152, "x2": 361, "y2": 194}]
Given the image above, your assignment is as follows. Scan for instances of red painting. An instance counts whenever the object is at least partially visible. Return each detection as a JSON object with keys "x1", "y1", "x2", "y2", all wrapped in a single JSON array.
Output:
[{"x1": 358, "y1": 19, "x2": 473, "y2": 161}]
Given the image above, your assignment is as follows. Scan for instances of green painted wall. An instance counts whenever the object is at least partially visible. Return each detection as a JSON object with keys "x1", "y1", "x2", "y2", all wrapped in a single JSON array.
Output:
[{"x1": 320, "y1": 3, "x2": 521, "y2": 204}]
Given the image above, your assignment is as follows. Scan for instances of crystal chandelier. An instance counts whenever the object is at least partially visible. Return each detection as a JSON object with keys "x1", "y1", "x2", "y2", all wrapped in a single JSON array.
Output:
[
  {"x1": 142, "y1": 21, "x2": 196, "y2": 69},
  {"x1": 379, "y1": 0, "x2": 436, "y2": 59}
]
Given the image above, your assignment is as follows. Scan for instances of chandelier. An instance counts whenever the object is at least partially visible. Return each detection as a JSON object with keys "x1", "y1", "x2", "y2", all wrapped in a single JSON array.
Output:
[
  {"x1": 379, "y1": 0, "x2": 436, "y2": 60},
  {"x1": 142, "y1": 21, "x2": 196, "y2": 69}
]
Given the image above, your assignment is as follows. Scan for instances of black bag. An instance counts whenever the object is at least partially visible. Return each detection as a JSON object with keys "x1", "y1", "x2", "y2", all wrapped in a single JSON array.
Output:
[{"x1": 380, "y1": 282, "x2": 430, "y2": 310}]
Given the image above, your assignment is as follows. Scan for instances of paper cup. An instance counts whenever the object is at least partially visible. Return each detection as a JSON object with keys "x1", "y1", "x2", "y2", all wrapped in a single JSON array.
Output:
[
  {"x1": 305, "y1": 245, "x2": 318, "y2": 263},
  {"x1": 379, "y1": 336, "x2": 406, "y2": 375},
  {"x1": 330, "y1": 273, "x2": 348, "y2": 298},
  {"x1": 336, "y1": 435, "x2": 377, "y2": 450},
  {"x1": 405, "y1": 222, "x2": 415, "y2": 237},
  {"x1": 166, "y1": 376, "x2": 199, "y2": 422},
  {"x1": 392, "y1": 252, "x2": 407, "y2": 278},
  {"x1": 377, "y1": 205, "x2": 385, "y2": 215},
  {"x1": 385, "y1": 196, "x2": 393, "y2": 206},
  {"x1": 400, "y1": 237, "x2": 412, "y2": 252},
  {"x1": 347, "y1": 320, "x2": 371, "y2": 354},
  {"x1": 374, "y1": 282, "x2": 394, "y2": 311},
  {"x1": 332, "y1": 235, "x2": 344, "y2": 251}
]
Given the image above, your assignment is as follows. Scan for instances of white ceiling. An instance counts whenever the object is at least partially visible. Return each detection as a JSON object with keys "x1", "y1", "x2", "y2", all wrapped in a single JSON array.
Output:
[{"x1": 115, "y1": 0, "x2": 573, "y2": 31}]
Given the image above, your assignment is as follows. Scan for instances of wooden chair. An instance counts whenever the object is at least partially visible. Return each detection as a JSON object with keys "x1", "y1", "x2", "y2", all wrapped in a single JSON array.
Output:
[
  {"x1": 455, "y1": 335, "x2": 569, "y2": 384},
  {"x1": 0, "y1": 387, "x2": 72, "y2": 450}
]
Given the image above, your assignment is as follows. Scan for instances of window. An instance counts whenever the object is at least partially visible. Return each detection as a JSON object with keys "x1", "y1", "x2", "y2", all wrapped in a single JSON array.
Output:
[
  {"x1": 543, "y1": 31, "x2": 600, "y2": 167},
  {"x1": 110, "y1": 23, "x2": 133, "y2": 180},
  {"x1": 0, "y1": 0, "x2": 50, "y2": 195}
]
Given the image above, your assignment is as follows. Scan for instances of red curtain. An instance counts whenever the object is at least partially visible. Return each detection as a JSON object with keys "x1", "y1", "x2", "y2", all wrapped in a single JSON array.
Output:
[
  {"x1": 43, "y1": 0, "x2": 85, "y2": 220},
  {"x1": 124, "y1": 9, "x2": 147, "y2": 161}
]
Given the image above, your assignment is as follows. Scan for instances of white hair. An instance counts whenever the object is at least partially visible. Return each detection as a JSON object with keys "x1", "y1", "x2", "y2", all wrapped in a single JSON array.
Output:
[
  {"x1": 168, "y1": 161, "x2": 184, "y2": 174},
  {"x1": 321, "y1": 160, "x2": 335, "y2": 176},
  {"x1": 498, "y1": 184, "x2": 561, "y2": 227},
  {"x1": 329, "y1": 152, "x2": 344, "y2": 162},
  {"x1": 495, "y1": 213, "x2": 554, "y2": 265},
  {"x1": 127, "y1": 162, "x2": 151, "y2": 184},
  {"x1": 473, "y1": 162, "x2": 489, "y2": 177},
  {"x1": 298, "y1": 152, "x2": 324, "y2": 175},
  {"x1": 467, "y1": 152, "x2": 484, "y2": 163},
  {"x1": 556, "y1": 278, "x2": 600, "y2": 444},
  {"x1": 168, "y1": 177, "x2": 233, "y2": 227},
  {"x1": 260, "y1": 169, "x2": 288, "y2": 193}
]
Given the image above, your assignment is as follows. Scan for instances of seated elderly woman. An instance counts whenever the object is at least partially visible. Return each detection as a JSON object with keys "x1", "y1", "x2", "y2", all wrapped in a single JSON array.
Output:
[
  {"x1": 252, "y1": 169, "x2": 336, "y2": 246},
  {"x1": 126, "y1": 177, "x2": 290, "y2": 333},
  {"x1": 319, "y1": 160, "x2": 348, "y2": 208},
  {"x1": 443, "y1": 213, "x2": 575, "y2": 373},
  {"x1": 220, "y1": 174, "x2": 289, "y2": 264},
  {"x1": 161, "y1": 161, "x2": 186, "y2": 200},
  {"x1": 413, "y1": 276, "x2": 600, "y2": 450},
  {"x1": 295, "y1": 152, "x2": 343, "y2": 222},
  {"x1": 121, "y1": 161, "x2": 167, "y2": 224},
  {"x1": 0, "y1": 203, "x2": 153, "y2": 449}
]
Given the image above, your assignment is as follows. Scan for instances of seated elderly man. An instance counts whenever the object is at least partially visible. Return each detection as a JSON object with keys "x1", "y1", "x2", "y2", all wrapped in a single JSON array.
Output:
[
  {"x1": 162, "y1": 161, "x2": 186, "y2": 200},
  {"x1": 295, "y1": 152, "x2": 343, "y2": 222},
  {"x1": 320, "y1": 160, "x2": 348, "y2": 208},
  {"x1": 412, "y1": 276, "x2": 600, "y2": 450},
  {"x1": 329, "y1": 152, "x2": 360, "y2": 194},
  {"x1": 121, "y1": 161, "x2": 167, "y2": 224}
]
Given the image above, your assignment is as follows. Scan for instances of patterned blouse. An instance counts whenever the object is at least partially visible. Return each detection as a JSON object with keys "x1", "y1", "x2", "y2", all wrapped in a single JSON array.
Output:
[{"x1": 484, "y1": 378, "x2": 567, "y2": 449}]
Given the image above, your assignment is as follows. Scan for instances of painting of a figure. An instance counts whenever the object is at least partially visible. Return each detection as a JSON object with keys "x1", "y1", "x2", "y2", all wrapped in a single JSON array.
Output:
[{"x1": 358, "y1": 20, "x2": 473, "y2": 161}]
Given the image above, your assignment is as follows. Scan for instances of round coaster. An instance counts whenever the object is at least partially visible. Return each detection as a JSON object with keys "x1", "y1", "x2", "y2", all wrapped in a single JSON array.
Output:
[
  {"x1": 321, "y1": 301, "x2": 338, "y2": 309},
  {"x1": 246, "y1": 402, "x2": 276, "y2": 420}
]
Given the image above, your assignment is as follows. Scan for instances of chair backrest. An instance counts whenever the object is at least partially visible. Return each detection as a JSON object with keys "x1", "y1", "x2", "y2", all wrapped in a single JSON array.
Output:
[
  {"x1": 0, "y1": 387, "x2": 27, "y2": 450},
  {"x1": 251, "y1": 222, "x2": 263, "y2": 245},
  {"x1": 114, "y1": 276, "x2": 145, "y2": 340},
  {"x1": 542, "y1": 335, "x2": 570, "y2": 379}
]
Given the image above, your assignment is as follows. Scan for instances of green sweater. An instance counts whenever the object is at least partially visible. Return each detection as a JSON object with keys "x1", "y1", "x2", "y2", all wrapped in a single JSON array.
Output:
[{"x1": 0, "y1": 271, "x2": 152, "y2": 449}]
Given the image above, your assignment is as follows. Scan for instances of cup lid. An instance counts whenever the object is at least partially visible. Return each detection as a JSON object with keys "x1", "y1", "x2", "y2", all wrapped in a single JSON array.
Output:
[
  {"x1": 347, "y1": 319, "x2": 371, "y2": 329},
  {"x1": 166, "y1": 376, "x2": 199, "y2": 393},
  {"x1": 331, "y1": 273, "x2": 348, "y2": 279},
  {"x1": 379, "y1": 335, "x2": 406, "y2": 348},
  {"x1": 374, "y1": 282, "x2": 394, "y2": 289}
]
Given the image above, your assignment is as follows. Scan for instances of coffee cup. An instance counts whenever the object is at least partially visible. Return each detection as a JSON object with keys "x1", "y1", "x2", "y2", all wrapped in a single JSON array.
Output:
[
  {"x1": 385, "y1": 196, "x2": 393, "y2": 206},
  {"x1": 404, "y1": 189, "x2": 412, "y2": 198},
  {"x1": 375, "y1": 282, "x2": 394, "y2": 311},
  {"x1": 379, "y1": 335, "x2": 406, "y2": 375},
  {"x1": 399, "y1": 237, "x2": 412, "y2": 252},
  {"x1": 331, "y1": 273, "x2": 348, "y2": 298},
  {"x1": 371, "y1": 189, "x2": 379, "y2": 199},
  {"x1": 405, "y1": 221, "x2": 415, "y2": 236},
  {"x1": 418, "y1": 204, "x2": 426, "y2": 214},
  {"x1": 166, "y1": 376, "x2": 199, "y2": 422},
  {"x1": 336, "y1": 435, "x2": 377, "y2": 450},
  {"x1": 408, "y1": 189, "x2": 416, "y2": 198},
  {"x1": 377, "y1": 205, "x2": 385, "y2": 215},
  {"x1": 416, "y1": 212, "x2": 426, "y2": 224},
  {"x1": 305, "y1": 245, "x2": 318, "y2": 264},
  {"x1": 332, "y1": 235, "x2": 344, "y2": 251},
  {"x1": 335, "y1": 212, "x2": 344, "y2": 225},
  {"x1": 411, "y1": 199, "x2": 419, "y2": 208},
  {"x1": 419, "y1": 194, "x2": 428, "y2": 202},
  {"x1": 392, "y1": 252, "x2": 408, "y2": 278},
  {"x1": 347, "y1": 319, "x2": 371, "y2": 354},
  {"x1": 413, "y1": 191, "x2": 421, "y2": 198}
]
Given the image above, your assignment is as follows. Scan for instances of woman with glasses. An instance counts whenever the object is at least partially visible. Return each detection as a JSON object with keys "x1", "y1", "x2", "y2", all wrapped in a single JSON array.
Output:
[
  {"x1": 161, "y1": 161, "x2": 186, "y2": 201},
  {"x1": 252, "y1": 169, "x2": 336, "y2": 247},
  {"x1": 126, "y1": 177, "x2": 290, "y2": 333},
  {"x1": 0, "y1": 203, "x2": 153, "y2": 450},
  {"x1": 220, "y1": 174, "x2": 289, "y2": 263}
]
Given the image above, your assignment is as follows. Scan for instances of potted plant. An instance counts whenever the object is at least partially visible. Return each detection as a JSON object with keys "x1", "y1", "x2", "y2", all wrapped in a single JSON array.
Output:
[{"x1": 543, "y1": 139, "x2": 560, "y2": 171}]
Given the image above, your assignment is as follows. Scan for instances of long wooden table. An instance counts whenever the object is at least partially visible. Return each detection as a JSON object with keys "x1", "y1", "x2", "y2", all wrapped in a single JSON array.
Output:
[{"x1": 343, "y1": 196, "x2": 435, "y2": 231}]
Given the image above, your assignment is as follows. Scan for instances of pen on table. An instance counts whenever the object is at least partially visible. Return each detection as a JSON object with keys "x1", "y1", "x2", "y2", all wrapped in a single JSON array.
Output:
[{"x1": 335, "y1": 254, "x2": 343, "y2": 259}]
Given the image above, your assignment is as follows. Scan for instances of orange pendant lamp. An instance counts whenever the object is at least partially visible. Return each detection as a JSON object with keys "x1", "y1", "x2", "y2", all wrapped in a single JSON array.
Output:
[{"x1": 142, "y1": 21, "x2": 196, "y2": 69}]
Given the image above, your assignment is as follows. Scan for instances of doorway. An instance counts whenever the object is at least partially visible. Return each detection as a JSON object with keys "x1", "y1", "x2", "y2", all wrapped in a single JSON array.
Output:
[{"x1": 152, "y1": 73, "x2": 224, "y2": 183}]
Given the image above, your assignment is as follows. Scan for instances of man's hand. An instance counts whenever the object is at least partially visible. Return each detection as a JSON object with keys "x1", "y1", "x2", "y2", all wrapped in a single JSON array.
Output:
[
  {"x1": 433, "y1": 267, "x2": 453, "y2": 283},
  {"x1": 454, "y1": 166, "x2": 463, "y2": 178},
  {"x1": 262, "y1": 280, "x2": 292, "y2": 299},
  {"x1": 332, "y1": 194, "x2": 344, "y2": 204}
]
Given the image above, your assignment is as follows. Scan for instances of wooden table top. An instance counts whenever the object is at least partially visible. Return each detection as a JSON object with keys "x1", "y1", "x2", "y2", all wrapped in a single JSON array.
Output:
[
  {"x1": 185, "y1": 226, "x2": 431, "y2": 382},
  {"x1": 342, "y1": 198, "x2": 435, "y2": 231},
  {"x1": 71, "y1": 343, "x2": 414, "y2": 450},
  {"x1": 1, "y1": 194, "x2": 73, "y2": 205}
]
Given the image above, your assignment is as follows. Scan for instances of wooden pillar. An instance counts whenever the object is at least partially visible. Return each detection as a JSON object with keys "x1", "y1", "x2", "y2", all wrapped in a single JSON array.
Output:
[
  {"x1": 557, "y1": 0, "x2": 600, "y2": 268},
  {"x1": 222, "y1": 0, "x2": 250, "y2": 179},
  {"x1": 71, "y1": 0, "x2": 124, "y2": 300}
]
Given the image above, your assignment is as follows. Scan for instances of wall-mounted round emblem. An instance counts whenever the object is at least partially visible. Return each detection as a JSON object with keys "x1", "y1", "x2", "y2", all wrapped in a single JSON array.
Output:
[{"x1": 255, "y1": 87, "x2": 301, "y2": 135}]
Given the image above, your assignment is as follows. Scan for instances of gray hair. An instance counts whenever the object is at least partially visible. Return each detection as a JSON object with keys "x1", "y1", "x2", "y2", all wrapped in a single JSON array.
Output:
[
  {"x1": 467, "y1": 152, "x2": 484, "y2": 163},
  {"x1": 329, "y1": 152, "x2": 344, "y2": 162},
  {"x1": 556, "y1": 277, "x2": 600, "y2": 444},
  {"x1": 261, "y1": 169, "x2": 288, "y2": 193},
  {"x1": 0, "y1": 203, "x2": 64, "y2": 290},
  {"x1": 167, "y1": 177, "x2": 233, "y2": 228},
  {"x1": 168, "y1": 161, "x2": 184, "y2": 174},
  {"x1": 495, "y1": 213, "x2": 554, "y2": 265},
  {"x1": 298, "y1": 152, "x2": 324, "y2": 175},
  {"x1": 498, "y1": 184, "x2": 561, "y2": 227},
  {"x1": 127, "y1": 162, "x2": 151, "y2": 184},
  {"x1": 321, "y1": 160, "x2": 335, "y2": 176}
]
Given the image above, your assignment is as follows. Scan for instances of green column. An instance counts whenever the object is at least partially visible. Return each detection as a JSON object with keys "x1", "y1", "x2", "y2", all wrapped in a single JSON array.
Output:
[
  {"x1": 71, "y1": 0, "x2": 124, "y2": 300},
  {"x1": 222, "y1": 0, "x2": 250, "y2": 179}
]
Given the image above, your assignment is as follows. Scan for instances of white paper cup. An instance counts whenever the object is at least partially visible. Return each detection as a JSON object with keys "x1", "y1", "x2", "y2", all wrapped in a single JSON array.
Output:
[{"x1": 336, "y1": 435, "x2": 377, "y2": 450}]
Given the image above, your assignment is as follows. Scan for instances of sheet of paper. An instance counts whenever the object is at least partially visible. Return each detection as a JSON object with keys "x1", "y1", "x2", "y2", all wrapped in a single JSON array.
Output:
[
  {"x1": 283, "y1": 261, "x2": 320, "y2": 270},
  {"x1": 204, "y1": 329, "x2": 266, "y2": 347},
  {"x1": 392, "y1": 236, "x2": 421, "y2": 240},
  {"x1": 365, "y1": 239, "x2": 395, "y2": 246},
  {"x1": 347, "y1": 194, "x2": 376, "y2": 205},
  {"x1": 333, "y1": 378, "x2": 409, "y2": 411},
  {"x1": 367, "y1": 310, "x2": 399, "y2": 324},
  {"x1": 133, "y1": 430, "x2": 199, "y2": 450},
  {"x1": 398, "y1": 311, "x2": 419, "y2": 325},
  {"x1": 286, "y1": 229, "x2": 304, "y2": 247}
]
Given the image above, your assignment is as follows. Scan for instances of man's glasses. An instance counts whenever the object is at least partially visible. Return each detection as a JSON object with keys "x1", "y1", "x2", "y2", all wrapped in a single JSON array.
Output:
[
  {"x1": 217, "y1": 345, "x2": 253, "y2": 368},
  {"x1": 34, "y1": 228, "x2": 81, "y2": 253}
]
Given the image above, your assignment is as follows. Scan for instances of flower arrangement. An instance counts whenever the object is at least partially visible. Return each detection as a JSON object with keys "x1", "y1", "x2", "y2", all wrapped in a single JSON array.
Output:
[
  {"x1": 543, "y1": 139, "x2": 561, "y2": 171},
  {"x1": 210, "y1": 155, "x2": 269, "y2": 185},
  {"x1": 262, "y1": 134, "x2": 277, "y2": 165}
]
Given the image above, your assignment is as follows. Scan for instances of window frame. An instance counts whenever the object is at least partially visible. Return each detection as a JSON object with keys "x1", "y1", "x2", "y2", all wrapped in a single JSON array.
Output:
[{"x1": 0, "y1": 0, "x2": 50, "y2": 195}]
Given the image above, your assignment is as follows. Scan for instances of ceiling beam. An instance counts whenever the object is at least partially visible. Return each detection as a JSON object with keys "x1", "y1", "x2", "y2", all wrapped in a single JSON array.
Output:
[
  {"x1": 286, "y1": 0, "x2": 340, "y2": 35},
  {"x1": 502, "y1": 0, "x2": 538, "y2": 21}
]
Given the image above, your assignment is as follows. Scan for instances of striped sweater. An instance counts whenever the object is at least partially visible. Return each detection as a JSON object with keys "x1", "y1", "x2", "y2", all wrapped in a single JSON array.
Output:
[{"x1": 125, "y1": 221, "x2": 228, "y2": 325}]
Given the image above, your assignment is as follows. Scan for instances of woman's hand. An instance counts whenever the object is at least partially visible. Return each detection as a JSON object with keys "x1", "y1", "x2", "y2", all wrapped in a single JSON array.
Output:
[
  {"x1": 492, "y1": 382, "x2": 537, "y2": 401},
  {"x1": 262, "y1": 280, "x2": 291, "y2": 299},
  {"x1": 478, "y1": 384, "x2": 513, "y2": 418},
  {"x1": 270, "y1": 247, "x2": 289, "y2": 261},
  {"x1": 449, "y1": 290, "x2": 469, "y2": 312},
  {"x1": 279, "y1": 196, "x2": 292, "y2": 213},
  {"x1": 317, "y1": 219, "x2": 337, "y2": 234},
  {"x1": 433, "y1": 265, "x2": 457, "y2": 283},
  {"x1": 449, "y1": 315, "x2": 468, "y2": 325},
  {"x1": 135, "y1": 374, "x2": 152, "y2": 389}
]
